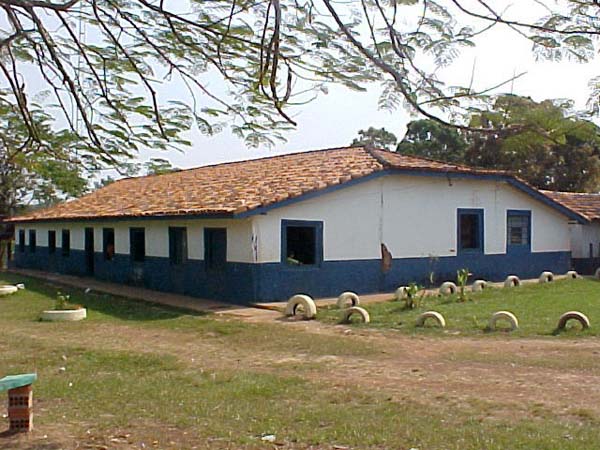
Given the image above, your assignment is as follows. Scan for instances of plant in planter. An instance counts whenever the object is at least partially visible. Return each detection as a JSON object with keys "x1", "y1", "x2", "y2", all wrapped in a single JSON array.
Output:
[
  {"x1": 41, "y1": 292, "x2": 86, "y2": 321},
  {"x1": 54, "y1": 292, "x2": 83, "y2": 310}
]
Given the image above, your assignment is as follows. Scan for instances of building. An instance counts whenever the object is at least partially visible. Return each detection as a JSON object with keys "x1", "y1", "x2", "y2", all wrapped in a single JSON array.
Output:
[
  {"x1": 542, "y1": 190, "x2": 600, "y2": 275},
  {"x1": 8, "y1": 146, "x2": 588, "y2": 303}
]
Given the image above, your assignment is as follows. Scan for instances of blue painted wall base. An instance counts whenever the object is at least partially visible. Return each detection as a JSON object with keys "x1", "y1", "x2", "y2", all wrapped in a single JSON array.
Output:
[
  {"x1": 571, "y1": 258, "x2": 600, "y2": 275},
  {"x1": 12, "y1": 247, "x2": 572, "y2": 304}
]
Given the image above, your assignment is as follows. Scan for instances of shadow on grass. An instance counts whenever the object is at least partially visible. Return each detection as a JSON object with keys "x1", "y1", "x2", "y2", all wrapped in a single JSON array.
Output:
[{"x1": 2, "y1": 272, "x2": 206, "y2": 322}]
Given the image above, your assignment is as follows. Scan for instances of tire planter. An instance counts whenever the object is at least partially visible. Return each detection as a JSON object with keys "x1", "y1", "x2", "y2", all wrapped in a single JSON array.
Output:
[
  {"x1": 0, "y1": 285, "x2": 18, "y2": 296},
  {"x1": 439, "y1": 282, "x2": 457, "y2": 296},
  {"x1": 471, "y1": 280, "x2": 487, "y2": 292},
  {"x1": 41, "y1": 308, "x2": 87, "y2": 322},
  {"x1": 539, "y1": 271, "x2": 554, "y2": 283},
  {"x1": 415, "y1": 311, "x2": 446, "y2": 328},
  {"x1": 556, "y1": 311, "x2": 590, "y2": 331},
  {"x1": 489, "y1": 311, "x2": 519, "y2": 331},
  {"x1": 504, "y1": 275, "x2": 521, "y2": 288},
  {"x1": 341, "y1": 306, "x2": 370, "y2": 324},
  {"x1": 395, "y1": 286, "x2": 408, "y2": 301},
  {"x1": 336, "y1": 291, "x2": 360, "y2": 308},
  {"x1": 595, "y1": 268, "x2": 600, "y2": 280},
  {"x1": 566, "y1": 271, "x2": 579, "y2": 279},
  {"x1": 284, "y1": 294, "x2": 317, "y2": 320}
]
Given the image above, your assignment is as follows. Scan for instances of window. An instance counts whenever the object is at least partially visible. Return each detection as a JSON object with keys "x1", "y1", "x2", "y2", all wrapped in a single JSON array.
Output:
[
  {"x1": 48, "y1": 231, "x2": 56, "y2": 254},
  {"x1": 18, "y1": 230, "x2": 25, "y2": 253},
  {"x1": 103, "y1": 228, "x2": 115, "y2": 261},
  {"x1": 281, "y1": 220, "x2": 323, "y2": 266},
  {"x1": 457, "y1": 209, "x2": 484, "y2": 253},
  {"x1": 169, "y1": 227, "x2": 187, "y2": 265},
  {"x1": 507, "y1": 210, "x2": 531, "y2": 250},
  {"x1": 62, "y1": 229, "x2": 70, "y2": 257},
  {"x1": 204, "y1": 228, "x2": 226, "y2": 270},
  {"x1": 28, "y1": 230, "x2": 36, "y2": 253},
  {"x1": 130, "y1": 228, "x2": 145, "y2": 262}
]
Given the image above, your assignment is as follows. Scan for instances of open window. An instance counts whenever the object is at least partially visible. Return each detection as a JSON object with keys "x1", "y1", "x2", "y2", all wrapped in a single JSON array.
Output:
[
  {"x1": 507, "y1": 210, "x2": 531, "y2": 251},
  {"x1": 61, "y1": 229, "x2": 70, "y2": 257},
  {"x1": 204, "y1": 228, "x2": 226, "y2": 270},
  {"x1": 169, "y1": 227, "x2": 187, "y2": 265},
  {"x1": 281, "y1": 220, "x2": 323, "y2": 267},
  {"x1": 103, "y1": 228, "x2": 115, "y2": 261},
  {"x1": 18, "y1": 230, "x2": 25, "y2": 253},
  {"x1": 457, "y1": 209, "x2": 484, "y2": 253},
  {"x1": 130, "y1": 228, "x2": 145, "y2": 263},
  {"x1": 28, "y1": 230, "x2": 36, "y2": 253},
  {"x1": 48, "y1": 230, "x2": 56, "y2": 254}
]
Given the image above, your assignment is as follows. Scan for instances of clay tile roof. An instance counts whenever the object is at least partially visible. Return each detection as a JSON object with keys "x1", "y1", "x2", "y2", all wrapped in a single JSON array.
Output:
[
  {"x1": 7, "y1": 145, "x2": 575, "y2": 223},
  {"x1": 541, "y1": 190, "x2": 600, "y2": 221}
]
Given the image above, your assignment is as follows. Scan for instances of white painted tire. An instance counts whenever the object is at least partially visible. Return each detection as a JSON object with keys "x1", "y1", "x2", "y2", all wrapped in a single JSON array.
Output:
[
  {"x1": 504, "y1": 275, "x2": 521, "y2": 288},
  {"x1": 566, "y1": 271, "x2": 579, "y2": 279},
  {"x1": 595, "y1": 268, "x2": 600, "y2": 280},
  {"x1": 439, "y1": 282, "x2": 457, "y2": 296},
  {"x1": 395, "y1": 286, "x2": 408, "y2": 301},
  {"x1": 489, "y1": 311, "x2": 519, "y2": 331},
  {"x1": 336, "y1": 291, "x2": 360, "y2": 308},
  {"x1": 341, "y1": 306, "x2": 370, "y2": 324},
  {"x1": 471, "y1": 280, "x2": 487, "y2": 292},
  {"x1": 557, "y1": 311, "x2": 590, "y2": 330},
  {"x1": 41, "y1": 308, "x2": 87, "y2": 322},
  {"x1": 284, "y1": 294, "x2": 317, "y2": 320},
  {"x1": 539, "y1": 271, "x2": 554, "y2": 283},
  {"x1": 0, "y1": 285, "x2": 18, "y2": 296},
  {"x1": 415, "y1": 311, "x2": 446, "y2": 328}
]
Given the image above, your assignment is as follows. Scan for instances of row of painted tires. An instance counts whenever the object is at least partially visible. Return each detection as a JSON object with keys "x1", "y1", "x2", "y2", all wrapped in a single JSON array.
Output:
[
  {"x1": 285, "y1": 293, "x2": 369, "y2": 323},
  {"x1": 396, "y1": 270, "x2": 580, "y2": 299},
  {"x1": 284, "y1": 293, "x2": 591, "y2": 332},
  {"x1": 416, "y1": 310, "x2": 590, "y2": 332}
]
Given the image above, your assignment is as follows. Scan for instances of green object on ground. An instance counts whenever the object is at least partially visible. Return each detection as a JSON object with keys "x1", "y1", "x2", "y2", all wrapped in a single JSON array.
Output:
[{"x1": 0, "y1": 373, "x2": 37, "y2": 392}]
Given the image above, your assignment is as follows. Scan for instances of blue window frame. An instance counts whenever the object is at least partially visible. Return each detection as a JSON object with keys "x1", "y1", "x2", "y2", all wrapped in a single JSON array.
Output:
[
  {"x1": 506, "y1": 210, "x2": 531, "y2": 252},
  {"x1": 204, "y1": 228, "x2": 227, "y2": 270},
  {"x1": 457, "y1": 209, "x2": 484, "y2": 253},
  {"x1": 281, "y1": 219, "x2": 323, "y2": 267}
]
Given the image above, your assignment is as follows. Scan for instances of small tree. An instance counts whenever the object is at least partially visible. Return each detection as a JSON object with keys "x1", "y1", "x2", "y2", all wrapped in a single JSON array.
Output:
[{"x1": 351, "y1": 127, "x2": 398, "y2": 150}]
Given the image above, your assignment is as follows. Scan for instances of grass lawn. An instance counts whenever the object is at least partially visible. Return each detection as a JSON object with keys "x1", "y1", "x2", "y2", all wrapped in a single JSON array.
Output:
[
  {"x1": 2, "y1": 272, "x2": 600, "y2": 449},
  {"x1": 318, "y1": 278, "x2": 600, "y2": 337}
]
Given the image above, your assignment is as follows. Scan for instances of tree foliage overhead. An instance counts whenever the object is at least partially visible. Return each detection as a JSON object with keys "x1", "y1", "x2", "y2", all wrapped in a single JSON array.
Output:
[
  {"x1": 396, "y1": 95, "x2": 600, "y2": 192},
  {"x1": 6, "y1": 1, "x2": 600, "y2": 161}
]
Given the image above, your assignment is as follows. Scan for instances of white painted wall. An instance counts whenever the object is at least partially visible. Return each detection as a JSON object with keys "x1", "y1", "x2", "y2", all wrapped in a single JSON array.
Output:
[
  {"x1": 569, "y1": 222, "x2": 600, "y2": 258},
  {"x1": 15, "y1": 218, "x2": 254, "y2": 262},
  {"x1": 252, "y1": 174, "x2": 572, "y2": 263}
]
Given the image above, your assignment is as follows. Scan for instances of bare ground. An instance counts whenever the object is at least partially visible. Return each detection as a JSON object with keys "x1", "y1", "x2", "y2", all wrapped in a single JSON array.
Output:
[{"x1": 3, "y1": 308, "x2": 600, "y2": 449}]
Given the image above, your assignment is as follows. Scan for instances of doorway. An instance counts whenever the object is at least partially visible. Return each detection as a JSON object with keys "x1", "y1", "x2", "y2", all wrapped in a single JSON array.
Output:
[{"x1": 84, "y1": 228, "x2": 95, "y2": 276}]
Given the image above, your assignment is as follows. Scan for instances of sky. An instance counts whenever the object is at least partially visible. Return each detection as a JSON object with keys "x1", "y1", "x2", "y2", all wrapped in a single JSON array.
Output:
[{"x1": 139, "y1": 4, "x2": 599, "y2": 171}]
